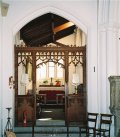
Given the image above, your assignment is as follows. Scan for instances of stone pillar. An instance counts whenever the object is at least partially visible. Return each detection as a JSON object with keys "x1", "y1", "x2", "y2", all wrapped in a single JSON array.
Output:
[
  {"x1": 98, "y1": 0, "x2": 120, "y2": 113},
  {"x1": 109, "y1": 76, "x2": 120, "y2": 137}
]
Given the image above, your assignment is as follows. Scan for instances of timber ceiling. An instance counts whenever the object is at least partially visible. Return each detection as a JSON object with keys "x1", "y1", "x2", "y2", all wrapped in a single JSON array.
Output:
[{"x1": 20, "y1": 13, "x2": 76, "y2": 47}]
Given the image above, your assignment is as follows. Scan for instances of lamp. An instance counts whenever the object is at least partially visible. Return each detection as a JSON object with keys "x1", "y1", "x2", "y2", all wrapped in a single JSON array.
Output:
[
  {"x1": 21, "y1": 73, "x2": 29, "y2": 94},
  {"x1": 21, "y1": 73, "x2": 29, "y2": 84},
  {"x1": 72, "y1": 73, "x2": 80, "y2": 94},
  {"x1": 9, "y1": 76, "x2": 15, "y2": 89},
  {"x1": 1, "y1": 2, "x2": 9, "y2": 17}
]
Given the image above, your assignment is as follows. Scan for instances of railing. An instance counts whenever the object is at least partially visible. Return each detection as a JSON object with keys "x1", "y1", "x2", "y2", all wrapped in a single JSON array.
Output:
[{"x1": 32, "y1": 123, "x2": 34, "y2": 137}]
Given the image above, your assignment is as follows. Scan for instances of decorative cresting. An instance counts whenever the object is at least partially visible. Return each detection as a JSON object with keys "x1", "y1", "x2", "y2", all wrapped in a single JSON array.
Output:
[{"x1": 109, "y1": 76, "x2": 120, "y2": 137}]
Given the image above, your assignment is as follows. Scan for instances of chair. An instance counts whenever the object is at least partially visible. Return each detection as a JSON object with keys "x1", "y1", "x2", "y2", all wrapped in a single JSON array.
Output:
[
  {"x1": 80, "y1": 112, "x2": 98, "y2": 137},
  {"x1": 5, "y1": 131, "x2": 16, "y2": 137},
  {"x1": 95, "y1": 113, "x2": 113, "y2": 137}
]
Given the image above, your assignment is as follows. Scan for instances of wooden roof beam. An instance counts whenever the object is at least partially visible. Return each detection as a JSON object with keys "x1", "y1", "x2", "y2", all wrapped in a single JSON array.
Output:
[{"x1": 53, "y1": 22, "x2": 74, "y2": 33}]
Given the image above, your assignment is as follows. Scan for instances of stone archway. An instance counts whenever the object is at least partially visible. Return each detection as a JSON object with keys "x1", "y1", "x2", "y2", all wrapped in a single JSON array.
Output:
[
  {"x1": 13, "y1": 6, "x2": 88, "y2": 126},
  {"x1": 13, "y1": 6, "x2": 87, "y2": 37}
]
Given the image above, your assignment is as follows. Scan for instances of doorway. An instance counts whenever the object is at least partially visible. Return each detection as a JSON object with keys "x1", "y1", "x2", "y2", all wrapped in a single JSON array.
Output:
[
  {"x1": 15, "y1": 44, "x2": 86, "y2": 126},
  {"x1": 14, "y1": 13, "x2": 87, "y2": 126}
]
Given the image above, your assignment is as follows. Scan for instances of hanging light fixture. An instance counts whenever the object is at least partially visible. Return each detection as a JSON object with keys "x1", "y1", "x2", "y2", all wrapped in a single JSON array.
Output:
[
  {"x1": 21, "y1": 73, "x2": 29, "y2": 85},
  {"x1": 21, "y1": 73, "x2": 29, "y2": 94},
  {"x1": 72, "y1": 73, "x2": 80, "y2": 94}
]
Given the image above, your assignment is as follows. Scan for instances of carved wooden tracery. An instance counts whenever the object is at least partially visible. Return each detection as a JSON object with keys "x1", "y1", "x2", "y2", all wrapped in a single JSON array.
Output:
[
  {"x1": 36, "y1": 51, "x2": 65, "y2": 68},
  {"x1": 68, "y1": 51, "x2": 83, "y2": 67},
  {"x1": 15, "y1": 44, "x2": 85, "y2": 80},
  {"x1": 35, "y1": 51, "x2": 84, "y2": 68},
  {"x1": 15, "y1": 43, "x2": 86, "y2": 93}
]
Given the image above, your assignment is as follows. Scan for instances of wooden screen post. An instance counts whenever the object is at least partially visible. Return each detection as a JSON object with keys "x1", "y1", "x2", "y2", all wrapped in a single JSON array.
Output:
[{"x1": 32, "y1": 51, "x2": 36, "y2": 125}]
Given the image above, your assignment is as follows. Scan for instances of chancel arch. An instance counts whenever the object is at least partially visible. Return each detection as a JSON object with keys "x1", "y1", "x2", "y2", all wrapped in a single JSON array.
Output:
[{"x1": 14, "y1": 12, "x2": 87, "y2": 126}]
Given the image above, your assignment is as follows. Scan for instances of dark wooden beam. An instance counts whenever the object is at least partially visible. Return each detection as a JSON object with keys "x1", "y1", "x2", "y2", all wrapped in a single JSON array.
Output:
[
  {"x1": 51, "y1": 14, "x2": 55, "y2": 42},
  {"x1": 21, "y1": 26, "x2": 51, "y2": 39},
  {"x1": 28, "y1": 33, "x2": 53, "y2": 45},
  {"x1": 21, "y1": 21, "x2": 51, "y2": 36},
  {"x1": 15, "y1": 46, "x2": 86, "y2": 52},
  {"x1": 54, "y1": 22, "x2": 74, "y2": 33}
]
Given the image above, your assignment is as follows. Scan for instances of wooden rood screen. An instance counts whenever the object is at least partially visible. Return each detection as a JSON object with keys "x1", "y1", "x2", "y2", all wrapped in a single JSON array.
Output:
[{"x1": 14, "y1": 43, "x2": 86, "y2": 126}]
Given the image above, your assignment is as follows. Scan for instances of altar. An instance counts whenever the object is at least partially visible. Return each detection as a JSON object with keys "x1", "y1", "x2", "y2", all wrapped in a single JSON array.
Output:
[
  {"x1": 38, "y1": 85, "x2": 65, "y2": 104},
  {"x1": 38, "y1": 85, "x2": 65, "y2": 91}
]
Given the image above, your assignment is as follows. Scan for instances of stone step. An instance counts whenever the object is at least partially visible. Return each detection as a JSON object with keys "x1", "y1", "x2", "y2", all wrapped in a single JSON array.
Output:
[
  {"x1": 36, "y1": 119, "x2": 65, "y2": 126},
  {"x1": 14, "y1": 120, "x2": 83, "y2": 137},
  {"x1": 15, "y1": 133, "x2": 81, "y2": 137},
  {"x1": 14, "y1": 126, "x2": 80, "y2": 132},
  {"x1": 14, "y1": 126, "x2": 81, "y2": 137}
]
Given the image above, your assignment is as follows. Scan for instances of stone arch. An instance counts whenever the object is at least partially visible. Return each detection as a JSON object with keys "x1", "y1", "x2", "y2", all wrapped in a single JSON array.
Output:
[
  {"x1": 12, "y1": 6, "x2": 89, "y2": 123},
  {"x1": 12, "y1": 6, "x2": 87, "y2": 37}
]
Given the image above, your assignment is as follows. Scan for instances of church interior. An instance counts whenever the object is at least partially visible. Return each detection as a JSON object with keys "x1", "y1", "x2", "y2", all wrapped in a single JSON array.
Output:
[{"x1": 0, "y1": 0, "x2": 120, "y2": 137}]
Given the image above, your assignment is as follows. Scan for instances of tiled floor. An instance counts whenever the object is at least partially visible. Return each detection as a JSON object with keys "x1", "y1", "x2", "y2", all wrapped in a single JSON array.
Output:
[
  {"x1": 37, "y1": 104, "x2": 65, "y2": 120},
  {"x1": 39, "y1": 108, "x2": 65, "y2": 120}
]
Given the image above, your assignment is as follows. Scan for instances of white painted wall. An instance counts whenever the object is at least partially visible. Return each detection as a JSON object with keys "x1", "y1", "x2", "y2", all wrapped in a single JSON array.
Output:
[
  {"x1": 97, "y1": 0, "x2": 120, "y2": 113},
  {"x1": 0, "y1": 2, "x2": 2, "y2": 136},
  {"x1": 58, "y1": 33, "x2": 76, "y2": 45},
  {"x1": 0, "y1": 0, "x2": 112, "y2": 136},
  {"x1": 97, "y1": 1, "x2": 120, "y2": 136}
]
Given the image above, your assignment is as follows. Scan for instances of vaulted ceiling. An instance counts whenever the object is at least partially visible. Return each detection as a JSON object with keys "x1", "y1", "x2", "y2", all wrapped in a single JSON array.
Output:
[{"x1": 20, "y1": 13, "x2": 76, "y2": 47}]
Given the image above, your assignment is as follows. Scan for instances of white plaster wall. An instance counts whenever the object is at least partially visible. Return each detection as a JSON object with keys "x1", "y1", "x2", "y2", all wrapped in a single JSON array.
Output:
[
  {"x1": 98, "y1": 0, "x2": 120, "y2": 114},
  {"x1": 0, "y1": 0, "x2": 98, "y2": 135},
  {"x1": 0, "y1": 3, "x2": 2, "y2": 136},
  {"x1": 98, "y1": 26, "x2": 119, "y2": 137},
  {"x1": 109, "y1": 1, "x2": 120, "y2": 26},
  {"x1": 57, "y1": 34, "x2": 75, "y2": 45},
  {"x1": 87, "y1": 25, "x2": 98, "y2": 112},
  {"x1": 58, "y1": 29, "x2": 86, "y2": 46},
  {"x1": 117, "y1": 1, "x2": 120, "y2": 74},
  {"x1": 1, "y1": 18, "x2": 15, "y2": 136},
  {"x1": 119, "y1": 29, "x2": 120, "y2": 74},
  {"x1": 97, "y1": 1, "x2": 120, "y2": 136},
  {"x1": 116, "y1": 0, "x2": 120, "y2": 75}
]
